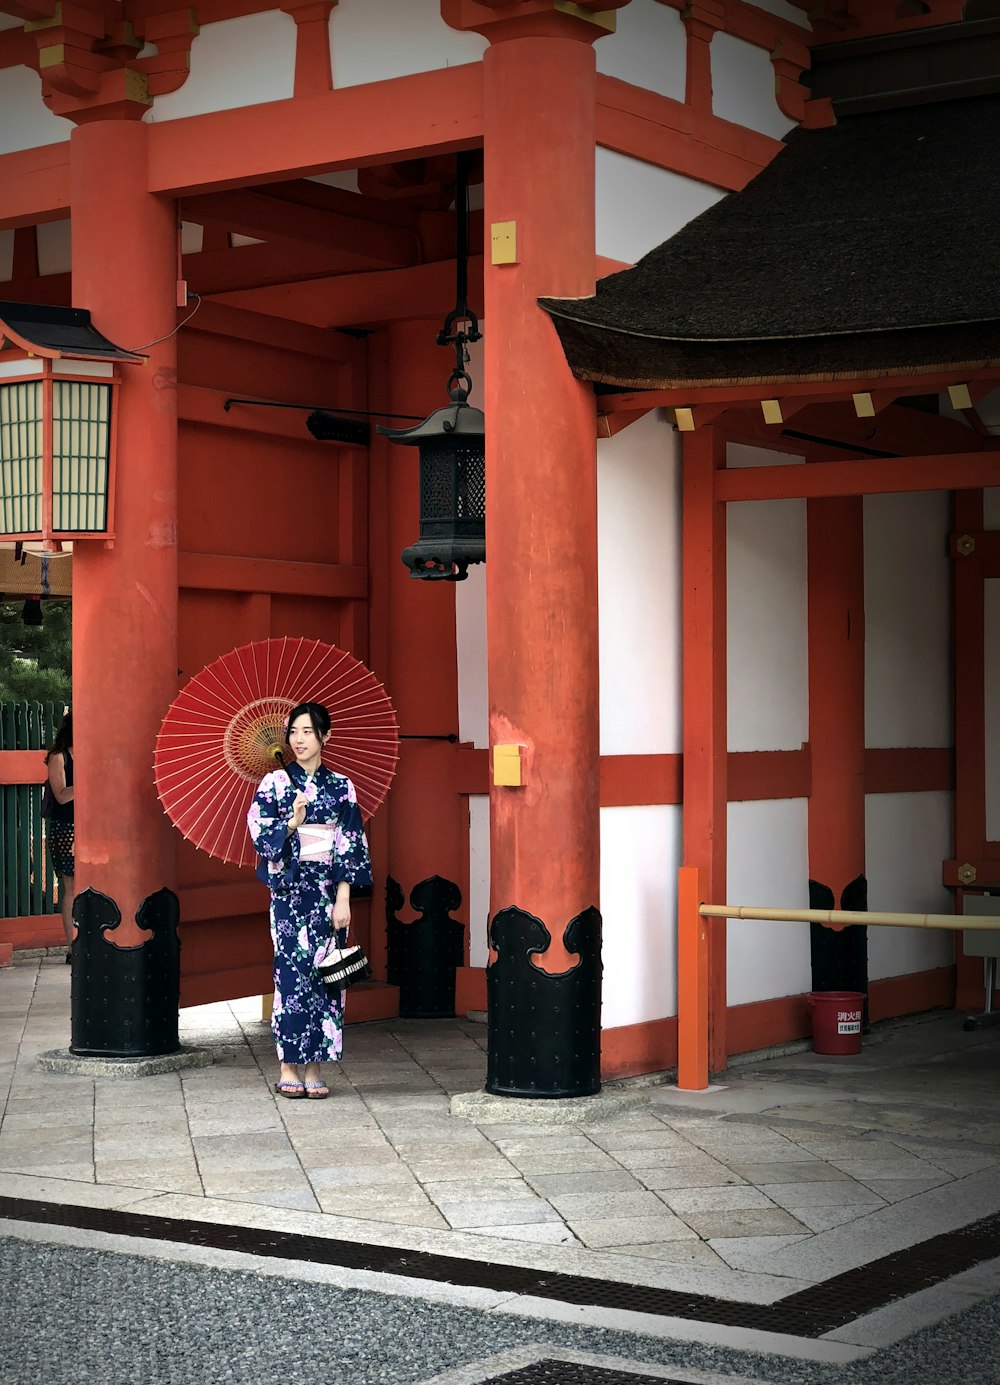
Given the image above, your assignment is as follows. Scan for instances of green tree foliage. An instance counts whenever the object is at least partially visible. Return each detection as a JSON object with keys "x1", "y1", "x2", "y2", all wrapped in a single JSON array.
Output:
[{"x1": 0, "y1": 600, "x2": 71, "y2": 704}]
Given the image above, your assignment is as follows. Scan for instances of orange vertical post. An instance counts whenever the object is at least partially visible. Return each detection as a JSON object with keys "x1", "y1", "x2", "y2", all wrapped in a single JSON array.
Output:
[
  {"x1": 481, "y1": 31, "x2": 601, "y2": 957},
  {"x1": 677, "y1": 865, "x2": 709, "y2": 1090},
  {"x1": 70, "y1": 121, "x2": 179, "y2": 937},
  {"x1": 803, "y1": 498, "x2": 864, "y2": 975},
  {"x1": 681, "y1": 426, "x2": 728, "y2": 1071},
  {"x1": 807, "y1": 498, "x2": 866, "y2": 913}
]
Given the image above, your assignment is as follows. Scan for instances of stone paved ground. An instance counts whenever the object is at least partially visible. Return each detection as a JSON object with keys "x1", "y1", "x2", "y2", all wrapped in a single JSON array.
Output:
[{"x1": 3, "y1": 954, "x2": 1000, "y2": 1383}]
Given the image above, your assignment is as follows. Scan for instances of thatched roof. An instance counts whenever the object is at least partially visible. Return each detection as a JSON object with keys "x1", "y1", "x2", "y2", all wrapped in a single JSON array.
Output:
[{"x1": 540, "y1": 93, "x2": 1000, "y2": 390}]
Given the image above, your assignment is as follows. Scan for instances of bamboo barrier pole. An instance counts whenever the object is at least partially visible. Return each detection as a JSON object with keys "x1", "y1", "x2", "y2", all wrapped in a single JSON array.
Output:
[
  {"x1": 676, "y1": 870, "x2": 1000, "y2": 1093},
  {"x1": 700, "y1": 905, "x2": 1000, "y2": 930}
]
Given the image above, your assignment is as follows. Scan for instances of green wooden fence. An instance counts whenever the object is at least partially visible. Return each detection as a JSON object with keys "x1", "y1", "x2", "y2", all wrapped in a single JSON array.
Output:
[{"x1": 0, "y1": 700, "x2": 62, "y2": 918}]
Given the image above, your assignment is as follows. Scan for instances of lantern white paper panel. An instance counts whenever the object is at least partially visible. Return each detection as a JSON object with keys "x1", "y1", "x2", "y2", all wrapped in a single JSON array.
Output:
[
  {"x1": 865, "y1": 791, "x2": 954, "y2": 979},
  {"x1": 0, "y1": 381, "x2": 42, "y2": 535},
  {"x1": 52, "y1": 381, "x2": 111, "y2": 532},
  {"x1": 598, "y1": 410, "x2": 682, "y2": 755},
  {"x1": 330, "y1": 0, "x2": 487, "y2": 87},
  {"x1": 595, "y1": 150, "x2": 725, "y2": 265},
  {"x1": 595, "y1": 0, "x2": 686, "y2": 100},
  {"x1": 600, "y1": 804, "x2": 682, "y2": 1028},
  {"x1": 151, "y1": 12, "x2": 296, "y2": 121},
  {"x1": 726, "y1": 798, "x2": 811, "y2": 1005},
  {"x1": 864, "y1": 492, "x2": 951, "y2": 749}
]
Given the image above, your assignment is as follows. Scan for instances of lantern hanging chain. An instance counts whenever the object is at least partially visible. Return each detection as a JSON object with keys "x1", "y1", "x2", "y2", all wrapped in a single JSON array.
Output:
[
  {"x1": 436, "y1": 150, "x2": 481, "y2": 404},
  {"x1": 121, "y1": 292, "x2": 204, "y2": 355}
]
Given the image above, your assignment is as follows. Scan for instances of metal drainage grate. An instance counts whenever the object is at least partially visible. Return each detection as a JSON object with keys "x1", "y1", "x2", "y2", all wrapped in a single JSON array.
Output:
[
  {"x1": 3, "y1": 1194, "x2": 1000, "y2": 1338},
  {"x1": 487, "y1": 1366, "x2": 686, "y2": 1384}
]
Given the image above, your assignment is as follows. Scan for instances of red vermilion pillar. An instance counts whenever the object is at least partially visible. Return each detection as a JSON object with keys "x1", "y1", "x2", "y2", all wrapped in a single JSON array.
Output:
[
  {"x1": 807, "y1": 497, "x2": 868, "y2": 996},
  {"x1": 467, "y1": 11, "x2": 610, "y2": 1096},
  {"x1": 70, "y1": 121, "x2": 179, "y2": 938},
  {"x1": 483, "y1": 31, "x2": 600, "y2": 949}
]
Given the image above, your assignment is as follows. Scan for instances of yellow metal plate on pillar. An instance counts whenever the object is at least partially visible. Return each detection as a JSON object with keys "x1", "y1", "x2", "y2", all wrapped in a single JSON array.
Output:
[
  {"x1": 493, "y1": 743, "x2": 523, "y2": 787},
  {"x1": 674, "y1": 407, "x2": 696, "y2": 432},
  {"x1": 948, "y1": 383, "x2": 973, "y2": 410},
  {"x1": 852, "y1": 392, "x2": 875, "y2": 418},
  {"x1": 761, "y1": 399, "x2": 783, "y2": 425},
  {"x1": 491, "y1": 221, "x2": 518, "y2": 265}
]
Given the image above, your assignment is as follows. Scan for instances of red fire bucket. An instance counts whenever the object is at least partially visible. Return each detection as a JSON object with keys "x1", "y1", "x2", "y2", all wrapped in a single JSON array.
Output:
[{"x1": 807, "y1": 991, "x2": 865, "y2": 1056}]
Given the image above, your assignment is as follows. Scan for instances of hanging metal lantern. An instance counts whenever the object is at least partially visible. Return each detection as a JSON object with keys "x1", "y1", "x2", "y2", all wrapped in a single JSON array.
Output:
[
  {"x1": 378, "y1": 367, "x2": 485, "y2": 581},
  {"x1": 0, "y1": 302, "x2": 143, "y2": 546},
  {"x1": 377, "y1": 151, "x2": 485, "y2": 582}
]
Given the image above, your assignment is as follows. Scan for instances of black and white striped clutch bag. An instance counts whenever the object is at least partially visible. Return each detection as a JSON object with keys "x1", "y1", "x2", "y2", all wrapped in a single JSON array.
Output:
[{"x1": 317, "y1": 943, "x2": 371, "y2": 989}]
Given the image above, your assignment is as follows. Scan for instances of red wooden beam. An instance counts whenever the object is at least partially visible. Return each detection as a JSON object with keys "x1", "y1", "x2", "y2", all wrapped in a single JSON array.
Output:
[
  {"x1": 601, "y1": 370, "x2": 1000, "y2": 414},
  {"x1": 183, "y1": 189, "x2": 420, "y2": 266},
  {"x1": 716, "y1": 450, "x2": 1000, "y2": 502},
  {"x1": 148, "y1": 66, "x2": 483, "y2": 197}
]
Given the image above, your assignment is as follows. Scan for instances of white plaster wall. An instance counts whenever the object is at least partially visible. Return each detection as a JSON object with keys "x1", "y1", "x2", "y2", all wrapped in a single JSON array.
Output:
[
  {"x1": 36, "y1": 220, "x2": 71, "y2": 276},
  {"x1": 150, "y1": 12, "x2": 295, "y2": 121},
  {"x1": 726, "y1": 798, "x2": 811, "y2": 1004},
  {"x1": 595, "y1": 149, "x2": 725, "y2": 265},
  {"x1": 711, "y1": 32, "x2": 796, "y2": 140},
  {"x1": 600, "y1": 804, "x2": 682, "y2": 1027},
  {"x1": 456, "y1": 562, "x2": 488, "y2": 749},
  {"x1": 329, "y1": 0, "x2": 486, "y2": 88},
  {"x1": 0, "y1": 66, "x2": 73, "y2": 154},
  {"x1": 865, "y1": 791, "x2": 954, "y2": 978},
  {"x1": 986, "y1": 580, "x2": 1000, "y2": 842},
  {"x1": 985, "y1": 489, "x2": 1000, "y2": 530},
  {"x1": 468, "y1": 793, "x2": 490, "y2": 967},
  {"x1": 598, "y1": 410, "x2": 682, "y2": 755},
  {"x1": 726, "y1": 446, "x2": 808, "y2": 753},
  {"x1": 0, "y1": 230, "x2": 13, "y2": 283},
  {"x1": 864, "y1": 491, "x2": 951, "y2": 749},
  {"x1": 595, "y1": 0, "x2": 685, "y2": 101}
]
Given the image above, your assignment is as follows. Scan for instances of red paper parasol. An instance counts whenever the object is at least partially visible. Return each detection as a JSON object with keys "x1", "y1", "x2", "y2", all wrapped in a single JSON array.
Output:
[{"x1": 154, "y1": 637, "x2": 399, "y2": 867}]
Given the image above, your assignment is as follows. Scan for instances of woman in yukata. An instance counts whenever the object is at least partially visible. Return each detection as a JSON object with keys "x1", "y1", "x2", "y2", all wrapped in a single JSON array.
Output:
[{"x1": 247, "y1": 701, "x2": 372, "y2": 1100}]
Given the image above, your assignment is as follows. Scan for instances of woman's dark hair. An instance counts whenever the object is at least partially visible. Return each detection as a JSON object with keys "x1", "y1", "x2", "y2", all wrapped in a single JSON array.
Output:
[
  {"x1": 46, "y1": 710, "x2": 72, "y2": 763},
  {"x1": 285, "y1": 702, "x2": 331, "y2": 743}
]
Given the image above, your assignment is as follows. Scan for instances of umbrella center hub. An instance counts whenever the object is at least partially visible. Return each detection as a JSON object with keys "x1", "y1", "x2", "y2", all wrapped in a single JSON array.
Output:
[{"x1": 223, "y1": 697, "x2": 296, "y2": 781}]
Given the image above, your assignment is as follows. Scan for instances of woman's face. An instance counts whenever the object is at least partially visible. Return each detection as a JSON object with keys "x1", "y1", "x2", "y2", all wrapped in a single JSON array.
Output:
[{"x1": 288, "y1": 714, "x2": 328, "y2": 763}]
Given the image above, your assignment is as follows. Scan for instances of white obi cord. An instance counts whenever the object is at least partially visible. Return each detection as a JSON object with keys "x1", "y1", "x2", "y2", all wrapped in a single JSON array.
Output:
[{"x1": 298, "y1": 823, "x2": 336, "y2": 864}]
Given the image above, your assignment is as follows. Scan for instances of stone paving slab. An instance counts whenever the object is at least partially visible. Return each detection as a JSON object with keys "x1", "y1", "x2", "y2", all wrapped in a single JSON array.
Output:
[{"x1": 6, "y1": 958, "x2": 1000, "y2": 1328}]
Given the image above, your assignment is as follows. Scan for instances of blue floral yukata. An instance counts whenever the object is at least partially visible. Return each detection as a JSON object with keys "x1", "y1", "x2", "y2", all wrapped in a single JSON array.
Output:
[{"x1": 247, "y1": 763, "x2": 372, "y2": 1065}]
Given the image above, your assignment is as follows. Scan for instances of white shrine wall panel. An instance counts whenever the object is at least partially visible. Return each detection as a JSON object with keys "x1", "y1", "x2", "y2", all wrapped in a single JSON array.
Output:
[
  {"x1": 595, "y1": 149, "x2": 725, "y2": 265},
  {"x1": 456, "y1": 562, "x2": 488, "y2": 750},
  {"x1": 595, "y1": 0, "x2": 686, "y2": 101},
  {"x1": 454, "y1": 331, "x2": 488, "y2": 750},
  {"x1": 726, "y1": 445, "x2": 807, "y2": 752},
  {"x1": 726, "y1": 798, "x2": 811, "y2": 1005},
  {"x1": 467, "y1": 793, "x2": 490, "y2": 968},
  {"x1": 865, "y1": 791, "x2": 954, "y2": 978},
  {"x1": 36, "y1": 220, "x2": 71, "y2": 276},
  {"x1": 986, "y1": 580, "x2": 1000, "y2": 842},
  {"x1": 864, "y1": 491, "x2": 951, "y2": 749},
  {"x1": 150, "y1": 12, "x2": 296, "y2": 121},
  {"x1": 0, "y1": 230, "x2": 12, "y2": 282},
  {"x1": 598, "y1": 410, "x2": 682, "y2": 756},
  {"x1": 710, "y1": 32, "x2": 797, "y2": 140},
  {"x1": 0, "y1": 66, "x2": 72, "y2": 154},
  {"x1": 330, "y1": 0, "x2": 487, "y2": 87},
  {"x1": 600, "y1": 804, "x2": 681, "y2": 1028},
  {"x1": 985, "y1": 488, "x2": 1000, "y2": 530}
]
